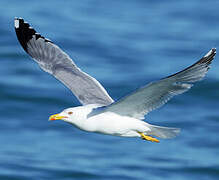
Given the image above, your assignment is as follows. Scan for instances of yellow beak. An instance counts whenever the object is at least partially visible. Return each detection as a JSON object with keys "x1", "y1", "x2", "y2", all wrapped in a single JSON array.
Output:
[{"x1": 49, "y1": 113, "x2": 67, "y2": 121}]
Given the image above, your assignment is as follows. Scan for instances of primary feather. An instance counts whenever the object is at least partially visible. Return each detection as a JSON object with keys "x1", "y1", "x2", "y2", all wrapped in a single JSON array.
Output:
[{"x1": 14, "y1": 18, "x2": 114, "y2": 106}]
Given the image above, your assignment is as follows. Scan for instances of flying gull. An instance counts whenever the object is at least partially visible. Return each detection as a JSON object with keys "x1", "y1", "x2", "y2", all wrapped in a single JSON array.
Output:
[{"x1": 14, "y1": 17, "x2": 216, "y2": 143}]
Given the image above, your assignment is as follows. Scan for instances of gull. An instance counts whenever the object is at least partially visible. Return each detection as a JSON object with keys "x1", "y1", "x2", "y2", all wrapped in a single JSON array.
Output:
[{"x1": 14, "y1": 17, "x2": 216, "y2": 143}]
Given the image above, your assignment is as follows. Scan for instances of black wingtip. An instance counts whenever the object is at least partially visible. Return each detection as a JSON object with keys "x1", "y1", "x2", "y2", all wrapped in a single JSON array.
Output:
[
  {"x1": 199, "y1": 48, "x2": 216, "y2": 66},
  {"x1": 14, "y1": 17, "x2": 52, "y2": 53},
  {"x1": 205, "y1": 48, "x2": 216, "y2": 56},
  {"x1": 212, "y1": 48, "x2": 216, "y2": 53},
  {"x1": 14, "y1": 18, "x2": 36, "y2": 52},
  {"x1": 164, "y1": 48, "x2": 216, "y2": 80}
]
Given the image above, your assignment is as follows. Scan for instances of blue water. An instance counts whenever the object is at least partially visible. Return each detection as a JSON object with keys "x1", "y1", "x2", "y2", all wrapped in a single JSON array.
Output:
[{"x1": 1, "y1": 1, "x2": 219, "y2": 179}]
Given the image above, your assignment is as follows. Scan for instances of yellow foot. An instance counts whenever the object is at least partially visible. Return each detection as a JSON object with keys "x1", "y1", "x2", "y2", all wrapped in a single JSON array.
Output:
[{"x1": 138, "y1": 132, "x2": 160, "y2": 143}]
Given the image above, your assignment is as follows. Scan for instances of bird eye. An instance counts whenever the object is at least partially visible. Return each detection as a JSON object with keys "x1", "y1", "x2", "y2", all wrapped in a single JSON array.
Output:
[{"x1": 68, "y1": 112, "x2": 73, "y2": 115}]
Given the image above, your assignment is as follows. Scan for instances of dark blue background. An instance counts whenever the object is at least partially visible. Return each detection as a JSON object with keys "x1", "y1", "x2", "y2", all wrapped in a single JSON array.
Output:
[{"x1": 1, "y1": 1, "x2": 219, "y2": 179}]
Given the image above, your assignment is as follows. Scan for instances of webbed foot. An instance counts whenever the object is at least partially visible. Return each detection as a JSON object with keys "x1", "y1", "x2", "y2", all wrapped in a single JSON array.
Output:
[{"x1": 138, "y1": 132, "x2": 160, "y2": 143}]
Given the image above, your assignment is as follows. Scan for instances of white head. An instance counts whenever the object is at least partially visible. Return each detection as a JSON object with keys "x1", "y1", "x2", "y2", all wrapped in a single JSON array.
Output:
[
  {"x1": 49, "y1": 106, "x2": 94, "y2": 125},
  {"x1": 49, "y1": 107, "x2": 83, "y2": 124}
]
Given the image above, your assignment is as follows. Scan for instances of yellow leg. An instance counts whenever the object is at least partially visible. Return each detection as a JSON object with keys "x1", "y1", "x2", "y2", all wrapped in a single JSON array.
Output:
[{"x1": 138, "y1": 132, "x2": 160, "y2": 143}]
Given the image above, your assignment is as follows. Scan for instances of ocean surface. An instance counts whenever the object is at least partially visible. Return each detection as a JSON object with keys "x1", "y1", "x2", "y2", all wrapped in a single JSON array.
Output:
[{"x1": 1, "y1": 1, "x2": 219, "y2": 180}]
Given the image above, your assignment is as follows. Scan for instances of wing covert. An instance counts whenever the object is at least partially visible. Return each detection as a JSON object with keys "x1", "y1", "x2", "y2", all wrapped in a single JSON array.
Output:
[{"x1": 104, "y1": 48, "x2": 216, "y2": 119}]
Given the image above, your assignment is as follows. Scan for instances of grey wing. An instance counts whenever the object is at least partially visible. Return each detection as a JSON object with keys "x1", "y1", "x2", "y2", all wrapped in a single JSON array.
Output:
[
  {"x1": 105, "y1": 48, "x2": 216, "y2": 119},
  {"x1": 14, "y1": 18, "x2": 114, "y2": 106}
]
